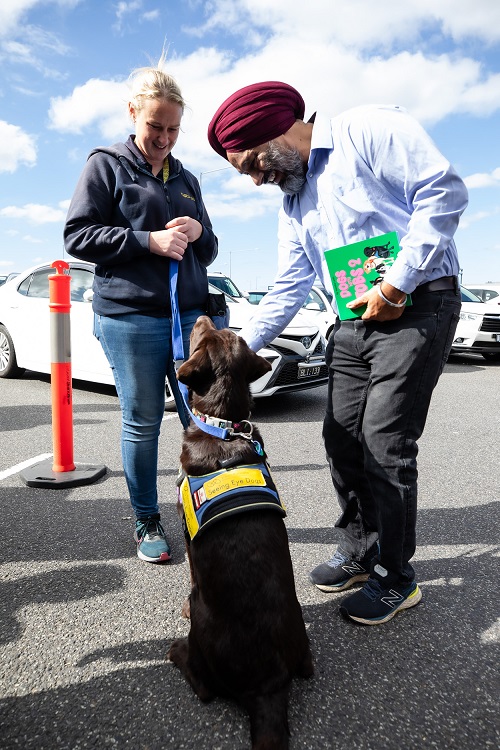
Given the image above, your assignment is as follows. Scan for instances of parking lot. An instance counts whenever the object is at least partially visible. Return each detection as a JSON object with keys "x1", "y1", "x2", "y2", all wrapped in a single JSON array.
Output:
[{"x1": 1, "y1": 353, "x2": 499, "y2": 749}]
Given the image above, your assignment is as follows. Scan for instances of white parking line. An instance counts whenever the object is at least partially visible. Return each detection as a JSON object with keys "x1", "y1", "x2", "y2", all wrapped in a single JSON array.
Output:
[{"x1": 0, "y1": 453, "x2": 53, "y2": 481}]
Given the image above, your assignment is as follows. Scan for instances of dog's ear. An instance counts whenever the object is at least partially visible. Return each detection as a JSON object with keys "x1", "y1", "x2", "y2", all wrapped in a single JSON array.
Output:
[
  {"x1": 177, "y1": 345, "x2": 214, "y2": 394},
  {"x1": 245, "y1": 348, "x2": 272, "y2": 384}
]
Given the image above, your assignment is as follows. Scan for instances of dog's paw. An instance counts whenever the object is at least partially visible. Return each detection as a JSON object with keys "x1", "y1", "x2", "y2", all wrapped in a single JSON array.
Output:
[
  {"x1": 166, "y1": 637, "x2": 188, "y2": 665},
  {"x1": 181, "y1": 595, "x2": 191, "y2": 620}
]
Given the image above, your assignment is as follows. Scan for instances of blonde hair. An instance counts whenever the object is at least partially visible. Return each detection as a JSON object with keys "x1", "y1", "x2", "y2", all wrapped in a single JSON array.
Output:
[{"x1": 128, "y1": 50, "x2": 185, "y2": 112}]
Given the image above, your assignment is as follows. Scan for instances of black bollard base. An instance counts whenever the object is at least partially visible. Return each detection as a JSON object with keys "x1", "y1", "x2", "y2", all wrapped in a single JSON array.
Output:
[{"x1": 20, "y1": 459, "x2": 107, "y2": 489}]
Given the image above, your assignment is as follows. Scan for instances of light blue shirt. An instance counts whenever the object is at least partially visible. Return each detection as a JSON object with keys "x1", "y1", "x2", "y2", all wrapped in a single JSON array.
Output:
[{"x1": 239, "y1": 105, "x2": 468, "y2": 351}]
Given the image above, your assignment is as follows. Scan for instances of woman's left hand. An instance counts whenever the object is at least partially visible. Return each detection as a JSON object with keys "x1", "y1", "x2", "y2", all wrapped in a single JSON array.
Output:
[{"x1": 166, "y1": 216, "x2": 202, "y2": 243}]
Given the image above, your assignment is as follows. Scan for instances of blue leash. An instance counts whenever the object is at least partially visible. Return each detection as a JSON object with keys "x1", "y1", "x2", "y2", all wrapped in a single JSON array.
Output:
[{"x1": 169, "y1": 260, "x2": 232, "y2": 440}]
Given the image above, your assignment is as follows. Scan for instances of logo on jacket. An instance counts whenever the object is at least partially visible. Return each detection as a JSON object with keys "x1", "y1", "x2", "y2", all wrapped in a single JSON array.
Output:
[{"x1": 181, "y1": 192, "x2": 195, "y2": 201}]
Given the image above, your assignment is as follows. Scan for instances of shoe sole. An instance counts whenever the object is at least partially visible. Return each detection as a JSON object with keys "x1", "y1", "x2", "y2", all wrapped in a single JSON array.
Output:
[
  {"x1": 342, "y1": 585, "x2": 422, "y2": 625},
  {"x1": 136, "y1": 547, "x2": 172, "y2": 563},
  {"x1": 312, "y1": 572, "x2": 370, "y2": 593}
]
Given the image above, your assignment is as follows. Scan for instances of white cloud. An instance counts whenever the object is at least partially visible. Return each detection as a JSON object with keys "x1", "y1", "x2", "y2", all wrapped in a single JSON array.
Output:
[
  {"x1": 464, "y1": 168, "x2": 500, "y2": 189},
  {"x1": 0, "y1": 1, "x2": 80, "y2": 37},
  {"x1": 19, "y1": 0, "x2": 500, "y2": 232},
  {"x1": 204, "y1": 183, "x2": 282, "y2": 220},
  {"x1": 459, "y1": 208, "x2": 499, "y2": 230},
  {"x1": 44, "y1": 3, "x2": 500, "y2": 174},
  {"x1": 192, "y1": 0, "x2": 500, "y2": 47},
  {"x1": 0, "y1": 203, "x2": 67, "y2": 223},
  {"x1": 0, "y1": 4, "x2": 75, "y2": 80},
  {"x1": 0, "y1": 120, "x2": 37, "y2": 172},
  {"x1": 141, "y1": 9, "x2": 160, "y2": 22},
  {"x1": 113, "y1": 0, "x2": 142, "y2": 33},
  {"x1": 0, "y1": 1, "x2": 42, "y2": 38},
  {"x1": 48, "y1": 78, "x2": 130, "y2": 138},
  {"x1": 22, "y1": 234, "x2": 43, "y2": 243},
  {"x1": 1, "y1": 37, "x2": 68, "y2": 79}
]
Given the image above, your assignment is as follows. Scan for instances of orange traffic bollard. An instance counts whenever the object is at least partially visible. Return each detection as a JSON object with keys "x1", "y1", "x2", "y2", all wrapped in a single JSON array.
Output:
[
  {"x1": 20, "y1": 260, "x2": 106, "y2": 489},
  {"x1": 49, "y1": 259, "x2": 76, "y2": 472}
]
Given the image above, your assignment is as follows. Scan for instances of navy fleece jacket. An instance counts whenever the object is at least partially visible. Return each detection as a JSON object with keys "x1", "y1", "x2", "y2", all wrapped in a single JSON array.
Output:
[{"x1": 64, "y1": 136, "x2": 218, "y2": 316}]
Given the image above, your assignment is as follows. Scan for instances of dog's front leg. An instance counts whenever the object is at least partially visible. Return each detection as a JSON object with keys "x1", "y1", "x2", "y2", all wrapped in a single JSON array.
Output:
[
  {"x1": 180, "y1": 538, "x2": 196, "y2": 619},
  {"x1": 181, "y1": 593, "x2": 191, "y2": 619}
]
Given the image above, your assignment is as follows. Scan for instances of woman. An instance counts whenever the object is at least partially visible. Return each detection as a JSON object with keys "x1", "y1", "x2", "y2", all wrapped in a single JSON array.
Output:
[{"x1": 64, "y1": 57, "x2": 218, "y2": 563}]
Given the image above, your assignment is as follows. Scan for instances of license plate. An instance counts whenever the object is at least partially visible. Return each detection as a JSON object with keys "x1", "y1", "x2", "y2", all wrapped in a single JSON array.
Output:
[
  {"x1": 495, "y1": 334, "x2": 500, "y2": 342},
  {"x1": 298, "y1": 364, "x2": 321, "y2": 378}
]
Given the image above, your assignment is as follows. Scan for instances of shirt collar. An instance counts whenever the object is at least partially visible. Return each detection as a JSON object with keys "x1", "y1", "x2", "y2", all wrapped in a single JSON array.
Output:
[{"x1": 308, "y1": 112, "x2": 334, "y2": 171}]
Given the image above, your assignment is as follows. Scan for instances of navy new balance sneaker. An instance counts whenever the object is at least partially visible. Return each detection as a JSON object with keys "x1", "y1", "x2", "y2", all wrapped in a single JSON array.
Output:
[
  {"x1": 309, "y1": 548, "x2": 376, "y2": 592},
  {"x1": 340, "y1": 577, "x2": 422, "y2": 625}
]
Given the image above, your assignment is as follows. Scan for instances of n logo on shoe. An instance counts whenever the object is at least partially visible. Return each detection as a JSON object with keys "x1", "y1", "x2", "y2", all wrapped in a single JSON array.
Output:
[
  {"x1": 380, "y1": 590, "x2": 404, "y2": 609},
  {"x1": 342, "y1": 561, "x2": 366, "y2": 577}
]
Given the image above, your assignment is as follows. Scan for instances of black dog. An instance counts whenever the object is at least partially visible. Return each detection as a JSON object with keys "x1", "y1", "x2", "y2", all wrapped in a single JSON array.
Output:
[{"x1": 167, "y1": 316, "x2": 313, "y2": 750}]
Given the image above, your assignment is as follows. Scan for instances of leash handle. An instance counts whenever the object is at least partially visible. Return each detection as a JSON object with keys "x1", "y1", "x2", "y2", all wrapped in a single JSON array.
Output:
[{"x1": 169, "y1": 260, "x2": 185, "y2": 363}]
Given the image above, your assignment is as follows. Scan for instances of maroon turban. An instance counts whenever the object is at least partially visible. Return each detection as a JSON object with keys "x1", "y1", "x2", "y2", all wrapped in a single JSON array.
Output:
[{"x1": 207, "y1": 81, "x2": 305, "y2": 160}]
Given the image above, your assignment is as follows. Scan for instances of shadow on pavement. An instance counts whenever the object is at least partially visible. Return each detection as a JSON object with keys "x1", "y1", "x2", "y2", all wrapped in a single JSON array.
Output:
[{"x1": 1, "y1": 549, "x2": 497, "y2": 750}]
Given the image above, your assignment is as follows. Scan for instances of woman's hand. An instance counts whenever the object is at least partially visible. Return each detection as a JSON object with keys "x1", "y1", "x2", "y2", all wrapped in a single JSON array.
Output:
[
  {"x1": 166, "y1": 216, "x2": 202, "y2": 243},
  {"x1": 149, "y1": 227, "x2": 188, "y2": 260}
]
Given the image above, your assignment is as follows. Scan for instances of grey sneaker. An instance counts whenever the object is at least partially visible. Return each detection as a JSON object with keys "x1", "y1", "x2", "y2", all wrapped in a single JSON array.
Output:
[{"x1": 309, "y1": 549, "x2": 373, "y2": 592}]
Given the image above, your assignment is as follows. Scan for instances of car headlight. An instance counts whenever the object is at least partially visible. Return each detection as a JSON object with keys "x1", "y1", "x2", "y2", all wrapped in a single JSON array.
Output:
[{"x1": 459, "y1": 312, "x2": 481, "y2": 321}]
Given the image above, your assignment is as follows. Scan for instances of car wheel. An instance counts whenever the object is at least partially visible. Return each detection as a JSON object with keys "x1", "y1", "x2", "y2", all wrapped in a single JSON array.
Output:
[
  {"x1": 0, "y1": 324, "x2": 25, "y2": 378},
  {"x1": 481, "y1": 352, "x2": 500, "y2": 362}
]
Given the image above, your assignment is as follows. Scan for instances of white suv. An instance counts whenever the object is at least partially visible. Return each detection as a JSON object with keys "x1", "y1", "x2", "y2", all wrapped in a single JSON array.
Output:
[
  {"x1": 463, "y1": 283, "x2": 500, "y2": 305},
  {"x1": 451, "y1": 286, "x2": 500, "y2": 361}
]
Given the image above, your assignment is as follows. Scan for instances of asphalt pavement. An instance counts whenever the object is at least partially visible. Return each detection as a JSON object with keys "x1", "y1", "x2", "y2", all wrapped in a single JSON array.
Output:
[{"x1": 1, "y1": 353, "x2": 499, "y2": 749}]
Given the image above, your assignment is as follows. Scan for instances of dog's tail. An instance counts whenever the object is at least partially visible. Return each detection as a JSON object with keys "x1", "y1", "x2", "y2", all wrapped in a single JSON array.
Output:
[{"x1": 245, "y1": 689, "x2": 290, "y2": 750}]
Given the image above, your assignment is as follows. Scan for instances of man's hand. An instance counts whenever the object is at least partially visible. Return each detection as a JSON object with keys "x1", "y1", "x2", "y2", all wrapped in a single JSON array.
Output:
[{"x1": 347, "y1": 282, "x2": 407, "y2": 322}]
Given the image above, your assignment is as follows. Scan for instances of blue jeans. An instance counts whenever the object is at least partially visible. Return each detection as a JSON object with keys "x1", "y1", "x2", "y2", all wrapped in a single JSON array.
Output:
[
  {"x1": 322, "y1": 288, "x2": 460, "y2": 586},
  {"x1": 94, "y1": 309, "x2": 203, "y2": 520}
]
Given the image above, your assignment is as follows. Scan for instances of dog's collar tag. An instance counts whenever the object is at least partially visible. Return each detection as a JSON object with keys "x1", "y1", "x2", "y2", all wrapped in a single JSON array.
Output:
[{"x1": 252, "y1": 440, "x2": 264, "y2": 456}]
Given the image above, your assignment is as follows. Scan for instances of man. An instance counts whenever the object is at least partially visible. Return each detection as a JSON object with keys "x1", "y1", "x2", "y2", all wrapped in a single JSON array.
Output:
[{"x1": 207, "y1": 82, "x2": 468, "y2": 625}]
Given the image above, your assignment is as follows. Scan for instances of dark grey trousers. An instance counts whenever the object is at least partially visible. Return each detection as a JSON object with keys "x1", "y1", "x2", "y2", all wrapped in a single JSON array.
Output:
[{"x1": 323, "y1": 288, "x2": 461, "y2": 586}]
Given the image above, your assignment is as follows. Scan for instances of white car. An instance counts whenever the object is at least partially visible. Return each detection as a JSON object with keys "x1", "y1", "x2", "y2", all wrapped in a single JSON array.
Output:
[
  {"x1": 462, "y1": 283, "x2": 500, "y2": 305},
  {"x1": 302, "y1": 286, "x2": 337, "y2": 340},
  {"x1": 221, "y1": 286, "x2": 328, "y2": 397},
  {"x1": 246, "y1": 284, "x2": 337, "y2": 340},
  {"x1": 0, "y1": 262, "x2": 328, "y2": 400},
  {"x1": 207, "y1": 271, "x2": 251, "y2": 303},
  {"x1": 451, "y1": 286, "x2": 500, "y2": 361}
]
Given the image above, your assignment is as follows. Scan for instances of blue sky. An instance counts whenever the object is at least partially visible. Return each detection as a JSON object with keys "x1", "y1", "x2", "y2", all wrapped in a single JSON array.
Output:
[{"x1": 1, "y1": 0, "x2": 500, "y2": 291}]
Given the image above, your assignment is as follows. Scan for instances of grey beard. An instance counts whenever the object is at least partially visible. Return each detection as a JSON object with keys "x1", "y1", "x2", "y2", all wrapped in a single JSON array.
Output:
[{"x1": 263, "y1": 141, "x2": 306, "y2": 195}]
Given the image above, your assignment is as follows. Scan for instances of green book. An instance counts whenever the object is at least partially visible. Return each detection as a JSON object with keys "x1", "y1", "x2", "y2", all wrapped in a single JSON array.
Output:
[{"x1": 324, "y1": 231, "x2": 410, "y2": 320}]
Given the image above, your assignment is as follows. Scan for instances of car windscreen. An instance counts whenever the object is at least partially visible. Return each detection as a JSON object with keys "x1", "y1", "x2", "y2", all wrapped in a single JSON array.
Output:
[
  {"x1": 208, "y1": 276, "x2": 243, "y2": 298},
  {"x1": 461, "y1": 286, "x2": 483, "y2": 303}
]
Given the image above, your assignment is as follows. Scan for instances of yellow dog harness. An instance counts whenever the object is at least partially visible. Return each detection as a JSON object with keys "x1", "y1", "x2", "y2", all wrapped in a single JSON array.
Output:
[{"x1": 179, "y1": 462, "x2": 286, "y2": 541}]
